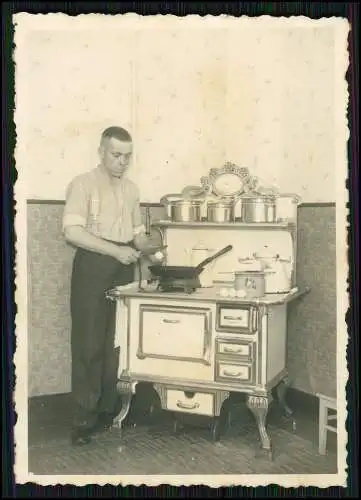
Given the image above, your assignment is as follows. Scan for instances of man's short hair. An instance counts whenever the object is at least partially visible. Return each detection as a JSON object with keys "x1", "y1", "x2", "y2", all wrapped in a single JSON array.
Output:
[{"x1": 101, "y1": 126, "x2": 132, "y2": 144}]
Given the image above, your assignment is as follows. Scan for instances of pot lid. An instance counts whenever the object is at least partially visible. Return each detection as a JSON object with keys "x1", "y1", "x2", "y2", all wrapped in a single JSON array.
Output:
[
  {"x1": 240, "y1": 192, "x2": 276, "y2": 201},
  {"x1": 207, "y1": 200, "x2": 234, "y2": 206},
  {"x1": 174, "y1": 199, "x2": 203, "y2": 206}
]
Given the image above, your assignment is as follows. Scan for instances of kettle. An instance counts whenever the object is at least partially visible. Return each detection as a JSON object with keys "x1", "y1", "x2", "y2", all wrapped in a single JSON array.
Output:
[
  {"x1": 190, "y1": 242, "x2": 215, "y2": 288},
  {"x1": 253, "y1": 246, "x2": 292, "y2": 294}
]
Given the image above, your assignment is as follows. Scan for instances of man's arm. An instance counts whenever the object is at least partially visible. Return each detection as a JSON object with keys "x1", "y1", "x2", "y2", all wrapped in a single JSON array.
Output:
[
  {"x1": 64, "y1": 225, "x2": 126, "y2": 258},
  {"x1": 62, "y1": 177, "x2": 139, "y2": 263}
]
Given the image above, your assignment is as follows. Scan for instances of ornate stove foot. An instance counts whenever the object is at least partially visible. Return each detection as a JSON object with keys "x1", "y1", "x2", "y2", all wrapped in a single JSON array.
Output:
[
  {"x1": 247, "y1": 394, "x2": 273, "y2": 458},
  {"x1": 276, "y1": 376, "x2": 297, "y2": 432},
  {"x1": 113, "y1": 382, "x2": 133, "y2": 433}
]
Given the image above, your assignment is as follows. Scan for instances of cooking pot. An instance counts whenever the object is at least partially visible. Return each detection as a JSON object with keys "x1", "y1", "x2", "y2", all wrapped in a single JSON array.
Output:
[
  {"x1": 240, "y1": 194, "x2": 276, "y2": 223},
  {"x1": 275, "y1": 193, "x2": 301, "y2": 222},
  {"x1": 207, "y1": 200, "x2": 234, "y2": 222},
  {"x1": 171, "y1": 199, "x2": 203, "y2": 222},
  {"x1": 253, "y1": 246, "x2": 292, "y2": 293},
  {"x1": 234, "y1": 270, "x2": 265, "y2": 298},
  {"x1": 160, "y1": 194, "x2": 203, "y2": 222}
]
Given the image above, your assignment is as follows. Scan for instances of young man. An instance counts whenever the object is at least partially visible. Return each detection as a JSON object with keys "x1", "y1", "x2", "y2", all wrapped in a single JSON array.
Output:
[{"x1": 63, "y1": 126, "x2": 157, "y2": 445}]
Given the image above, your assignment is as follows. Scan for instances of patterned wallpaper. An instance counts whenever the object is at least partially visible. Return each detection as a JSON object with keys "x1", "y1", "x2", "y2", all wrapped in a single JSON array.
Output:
[
  {"x1": 27, "y1": 202, "x2": 337, "y2": 398},
  {"x1": 15, "y1": 16, "x2": 348, "y2": 203}
]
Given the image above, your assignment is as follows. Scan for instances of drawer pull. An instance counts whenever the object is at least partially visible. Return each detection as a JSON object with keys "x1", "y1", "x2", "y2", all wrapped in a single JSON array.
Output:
[
  {"x1": 176, "y1": 401, "x2": 200, "y2": 410},
  {"x1": 223, "y1": 369, "x2": 243, "y2": 377},
  {"x1": 223, "y1": 315, "x2": 243, "y2": 320},
  {"x1": 223, "y1": 346, "x2": 243, "y2": 354},
  {"x1": 162, "y1": 318, "x2": 181, "y2": 324}
]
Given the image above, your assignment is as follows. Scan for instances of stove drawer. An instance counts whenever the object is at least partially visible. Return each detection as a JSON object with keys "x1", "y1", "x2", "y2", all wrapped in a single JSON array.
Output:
[
  {"x1": 215, "y1": 362, "x2": 254, "y2": 384},
  {"x1": 216, "y1": 304, "x2": 257, "y2": 333},
  {"x1": 166, "y1": 389, "x2": 214, "y2": 416},
  {"x1": 216, "y1": 339, "x2": 254, "y2": 361}
]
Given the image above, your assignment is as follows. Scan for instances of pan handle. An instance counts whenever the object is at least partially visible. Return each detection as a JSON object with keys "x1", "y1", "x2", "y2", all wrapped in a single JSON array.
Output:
[{"x1": 195, "y1": 244, "x2": 233, "y2": 270}]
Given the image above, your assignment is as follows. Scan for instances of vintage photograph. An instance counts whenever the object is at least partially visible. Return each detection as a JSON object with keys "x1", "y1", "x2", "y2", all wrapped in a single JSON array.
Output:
[{"x1": 13, "y1": 13, "x2": 349, "y2": 487}]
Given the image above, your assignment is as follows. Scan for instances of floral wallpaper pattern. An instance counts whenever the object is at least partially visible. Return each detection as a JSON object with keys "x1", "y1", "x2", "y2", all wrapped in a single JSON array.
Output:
[{"x1": 15, "y1": 17, "x2": 347, "y2": 203}]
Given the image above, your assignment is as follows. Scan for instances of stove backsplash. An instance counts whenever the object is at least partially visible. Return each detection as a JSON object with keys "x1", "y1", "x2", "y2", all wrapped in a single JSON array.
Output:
[
  {"x1": 164, "y1": 227, "x2": 294, "y2": 283},
  {"x1": 26, "y1": 202, "x2": 336, "y2": 400}
]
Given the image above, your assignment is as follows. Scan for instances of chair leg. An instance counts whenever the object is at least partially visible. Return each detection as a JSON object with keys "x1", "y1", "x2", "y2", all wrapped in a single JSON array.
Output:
[{"x1": 318, "y1": 400, "x2": 328, "y2": 455}]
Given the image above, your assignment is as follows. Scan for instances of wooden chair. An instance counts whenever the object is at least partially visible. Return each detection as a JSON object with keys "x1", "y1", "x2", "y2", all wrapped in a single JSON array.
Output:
[{"x1": 317, "y1": 393, "x2": 337, "y2": 455}]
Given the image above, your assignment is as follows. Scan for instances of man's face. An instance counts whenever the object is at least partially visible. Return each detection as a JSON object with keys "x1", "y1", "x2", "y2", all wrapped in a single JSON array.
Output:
[{"x1": 99, "y1": 137, "x2": 133, "y2": 178}]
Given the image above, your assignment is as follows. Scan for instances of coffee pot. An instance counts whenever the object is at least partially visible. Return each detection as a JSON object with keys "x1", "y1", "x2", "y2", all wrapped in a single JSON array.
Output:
[{"x1": 253, "y1": 246, "x2": 292, "y2": 294}]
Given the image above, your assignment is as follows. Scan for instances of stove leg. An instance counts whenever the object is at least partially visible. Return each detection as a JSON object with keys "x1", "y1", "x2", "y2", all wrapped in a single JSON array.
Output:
[
  {"x1": 113, "y1": 381, "x2": 133, "y2": 435},
  {"x1": 247, "y1": 393, "x2": 273, "y2": 459}
]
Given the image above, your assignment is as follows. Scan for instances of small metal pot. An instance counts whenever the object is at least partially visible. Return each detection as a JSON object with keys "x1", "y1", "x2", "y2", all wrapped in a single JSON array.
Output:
[
  {"x1": 207, "y1": 201, "x2": 234, "y2": 223},
  {"x1": 240, "y1": 194, "x2": 276, "y2": 223},
  {"x1": 170, "y1": 200, "x2": 203, "y2": 222},
  {"x1": 234, "y1": 270, "x2": 265, "y2": 298},
  {"x1": 275, "y1": 193, "x2": 301, "y2": 222}
]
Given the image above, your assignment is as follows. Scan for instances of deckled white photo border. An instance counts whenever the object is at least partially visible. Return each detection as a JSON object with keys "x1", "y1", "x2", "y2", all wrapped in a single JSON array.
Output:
[{"x1": 12, "y1": 12, "x2": 350, "y2": 488}]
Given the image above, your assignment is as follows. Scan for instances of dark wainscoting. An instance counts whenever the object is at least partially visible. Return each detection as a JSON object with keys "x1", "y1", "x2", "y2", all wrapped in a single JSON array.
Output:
[{"x1": 27, "y1": 201, "x2": 336, "y2": 399}]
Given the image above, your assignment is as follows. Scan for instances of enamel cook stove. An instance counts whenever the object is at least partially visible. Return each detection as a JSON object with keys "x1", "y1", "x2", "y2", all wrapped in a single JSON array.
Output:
[
  {"x1": 106, "y1": 285, "x2": 308, "y2": 458},
  {"x1": 105, "y1": 166, "x2": 309, "y2": 459}
]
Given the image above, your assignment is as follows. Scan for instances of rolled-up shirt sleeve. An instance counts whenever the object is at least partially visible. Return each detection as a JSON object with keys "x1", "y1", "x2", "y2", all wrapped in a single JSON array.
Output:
[
  {"x1": 62, "y1": 177, "x2": 89, "y2": 231},
  {"x1": 132, "y1": 187, "x2": 145, "y2": 236}
]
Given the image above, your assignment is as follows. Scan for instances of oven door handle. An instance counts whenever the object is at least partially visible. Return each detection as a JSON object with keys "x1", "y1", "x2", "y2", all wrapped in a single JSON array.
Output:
[{"x1": 162, "y1": 318, "x2": 181, "y2": 324}]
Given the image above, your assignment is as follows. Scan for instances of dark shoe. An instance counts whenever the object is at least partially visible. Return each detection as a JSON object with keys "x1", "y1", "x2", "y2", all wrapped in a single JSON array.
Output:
[
  {"x1": 95, "y1": 397, "x2": 123, "y2": 432},
  {"x1": 95, "y1": 412, "x2": 115, "y2": 432}
]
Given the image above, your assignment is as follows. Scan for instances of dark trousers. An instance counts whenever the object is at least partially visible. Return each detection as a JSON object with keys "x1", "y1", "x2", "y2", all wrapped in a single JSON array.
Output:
[{"x1": 70, "y1": 246, "x2": 134, "y2": 429}]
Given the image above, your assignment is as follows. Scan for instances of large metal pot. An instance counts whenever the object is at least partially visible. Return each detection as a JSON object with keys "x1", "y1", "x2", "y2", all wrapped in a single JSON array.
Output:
[
  {"x1": 160, "y1": 193, "x2": 205, "y2": 222},
  {"x1": 170, "y1": 199, "x2": 203, "y2": 222},
  {"x1": 240, "y1": 194, "x2": 276, "y2": 223},
  {"x1": 207, "y1": 200, "x2": 234, "y2": 223}
]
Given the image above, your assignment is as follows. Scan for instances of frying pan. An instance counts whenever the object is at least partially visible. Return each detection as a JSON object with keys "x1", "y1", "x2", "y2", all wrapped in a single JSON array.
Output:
[{"x1": 149, "y1": 244, "x2": 233, "y2": 280}]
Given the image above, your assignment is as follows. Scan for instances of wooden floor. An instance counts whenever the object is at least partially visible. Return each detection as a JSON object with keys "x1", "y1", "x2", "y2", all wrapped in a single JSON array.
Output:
[{"x1": 28, "y1": 389, "x2": 337, "y2": 476}]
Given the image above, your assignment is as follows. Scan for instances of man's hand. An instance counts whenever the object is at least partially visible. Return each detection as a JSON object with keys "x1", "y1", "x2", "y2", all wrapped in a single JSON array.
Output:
[
  {"x1": 133, "y1": 232, "x2": 163, "y2": 255},
  {"x1": 114, "y1": 246, "x2": 141, "y2": 265}
]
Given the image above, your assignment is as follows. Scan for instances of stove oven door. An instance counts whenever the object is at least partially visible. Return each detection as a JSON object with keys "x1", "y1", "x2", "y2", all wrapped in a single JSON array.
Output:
[{"x1": 130, "y1": 301, "x2": 214, "y2": 382}]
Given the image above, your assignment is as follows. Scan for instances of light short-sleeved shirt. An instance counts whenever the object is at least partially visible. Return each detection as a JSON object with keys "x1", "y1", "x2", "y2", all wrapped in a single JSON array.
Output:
[{"x1": 62, "y1": 165, "x2": 145, "y2": 243}]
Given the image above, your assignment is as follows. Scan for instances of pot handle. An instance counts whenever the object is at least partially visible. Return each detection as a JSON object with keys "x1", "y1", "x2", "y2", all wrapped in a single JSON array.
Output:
[{"x1": 181, "y1": 185, "x2": 206, "y2": 199}]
